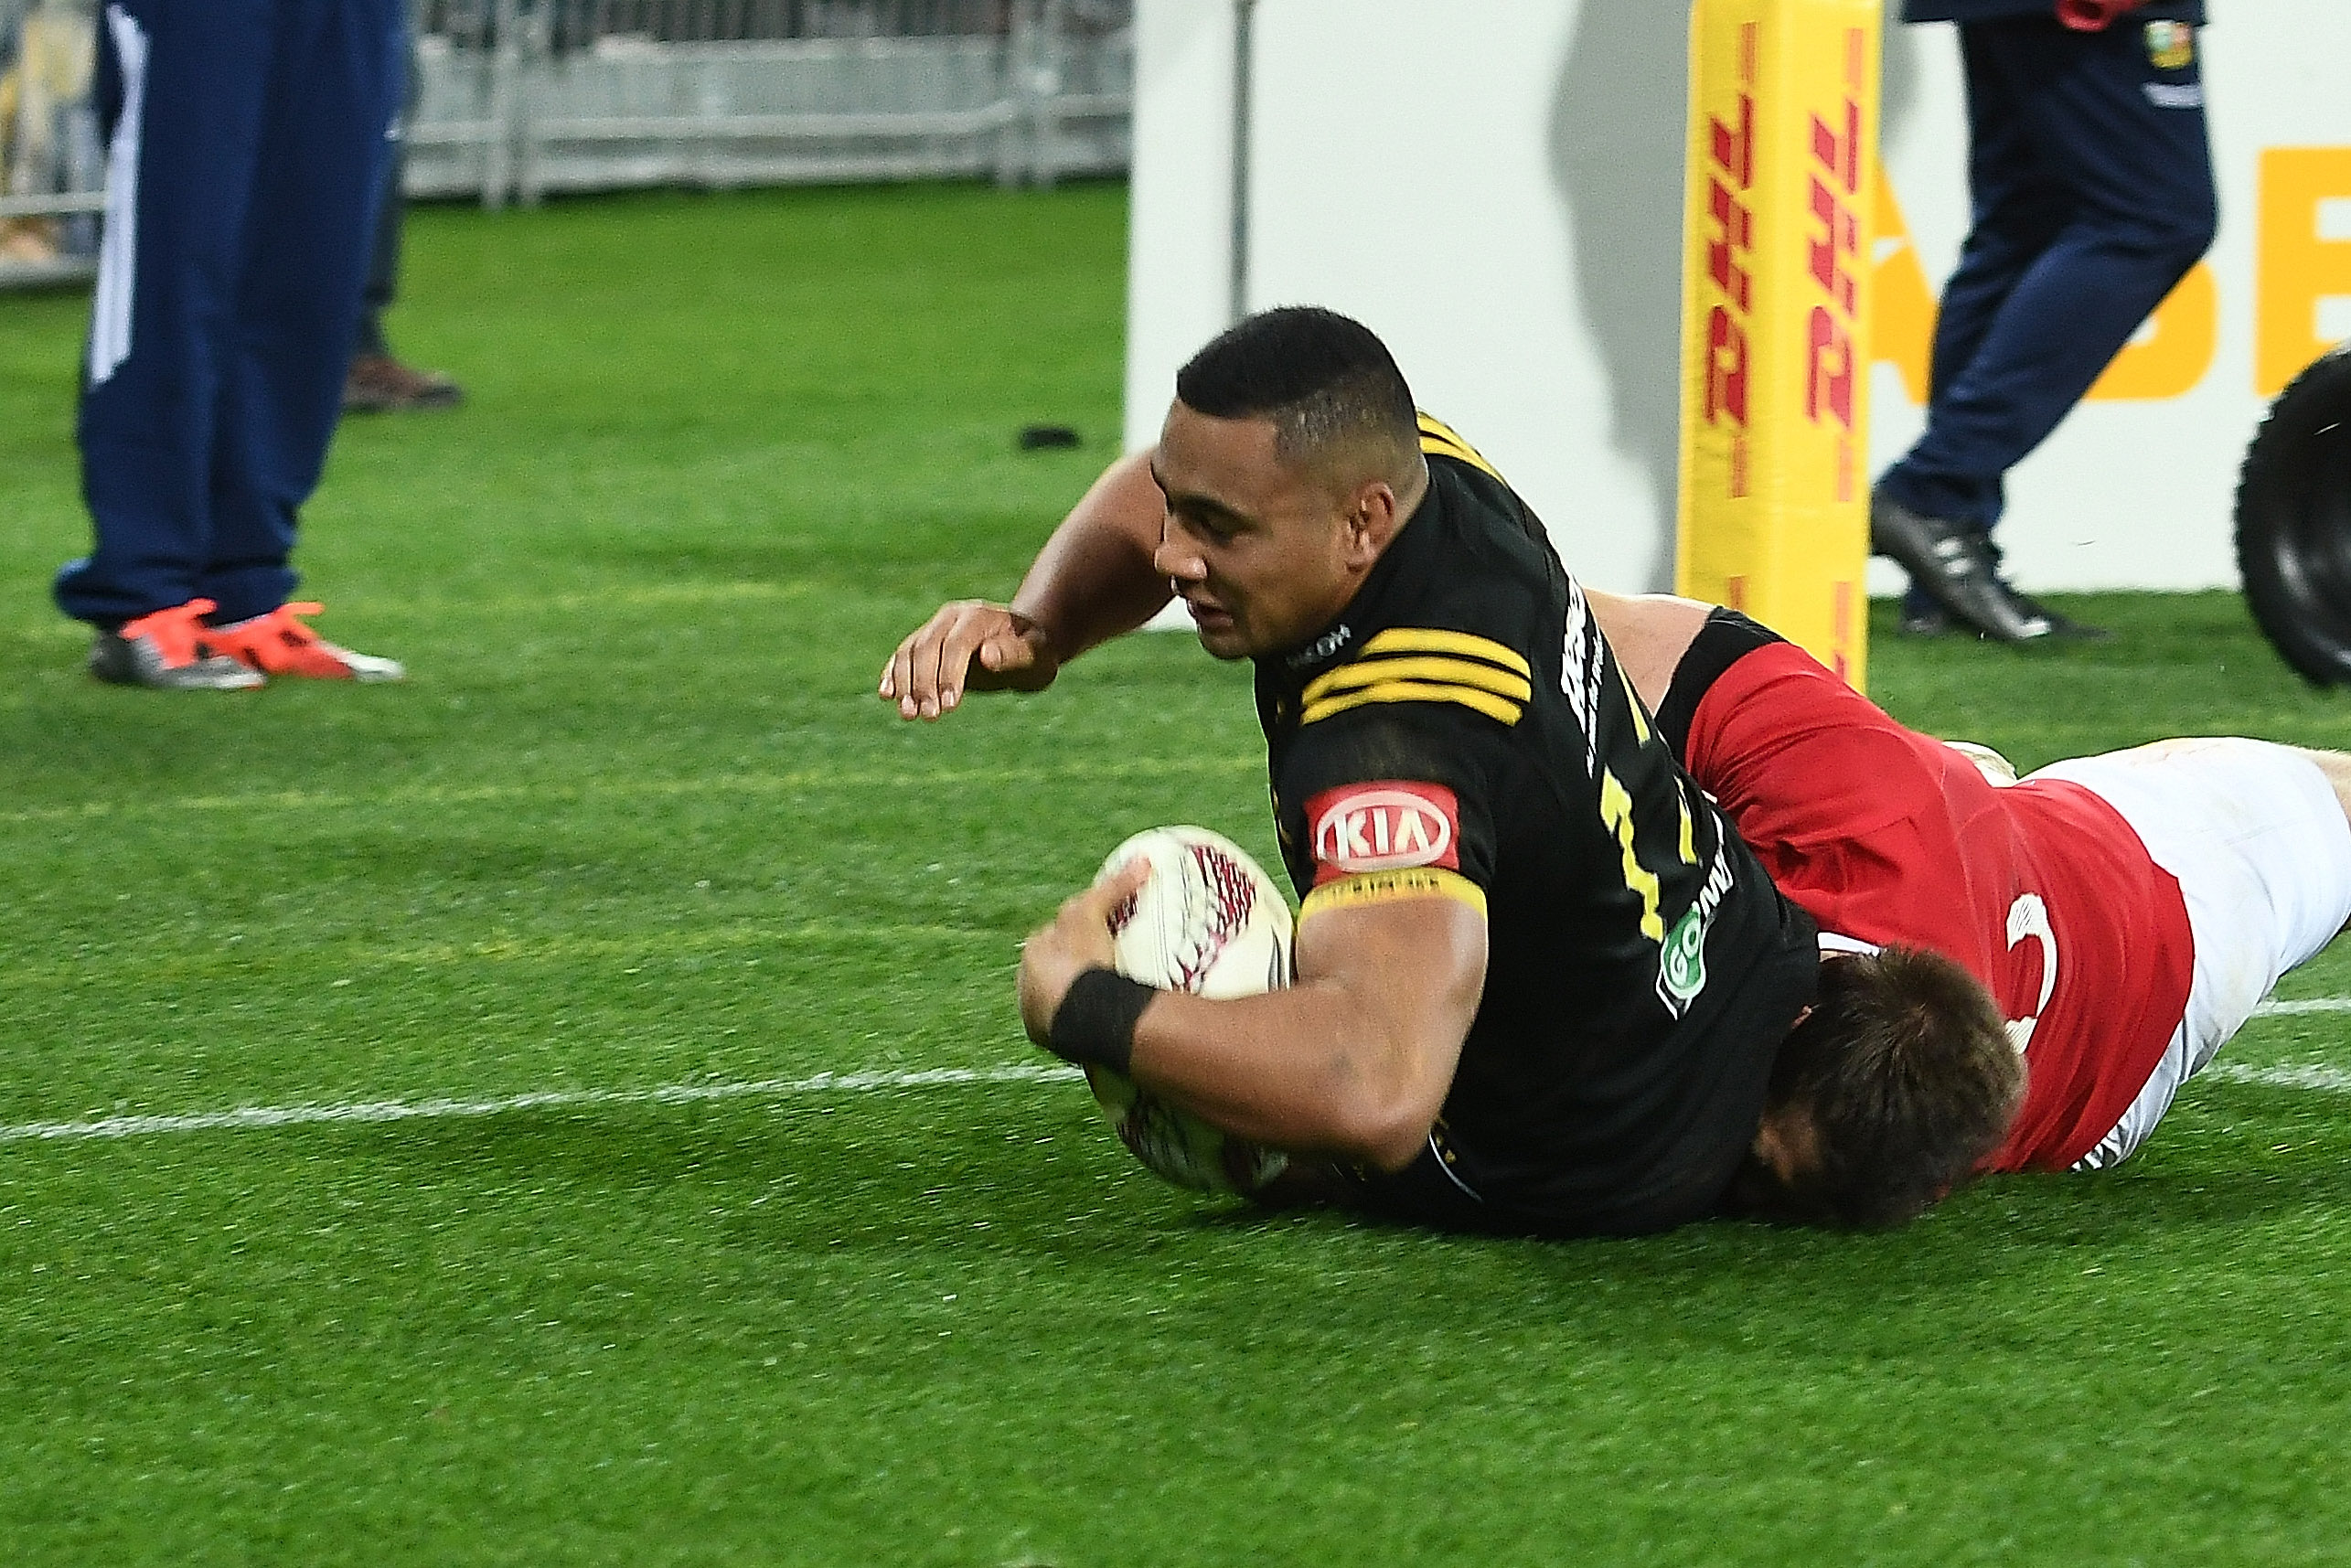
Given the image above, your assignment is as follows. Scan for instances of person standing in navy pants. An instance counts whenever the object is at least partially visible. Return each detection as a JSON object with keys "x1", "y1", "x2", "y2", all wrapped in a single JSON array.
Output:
[
  {"x1": 1871, "y1": 0, "x2": 2217, "y2": 644},
  {"x1": 59, "y1": 0, "x2": 409, "y2": 688}
]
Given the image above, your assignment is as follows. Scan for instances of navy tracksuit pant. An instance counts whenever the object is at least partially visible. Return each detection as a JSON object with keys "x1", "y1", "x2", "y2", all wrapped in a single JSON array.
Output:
[
  {"x1": 1877, "y1": 16, "x2": 2217, "y2": 542},
  {"x1": 57, "y1": 0, "x2": 405, "y2": 630},
  {"x1": 358, "y1": 8, "x2": 423, "y2": 360}
]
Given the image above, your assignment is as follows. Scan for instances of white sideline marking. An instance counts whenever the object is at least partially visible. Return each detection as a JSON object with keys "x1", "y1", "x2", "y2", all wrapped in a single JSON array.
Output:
[
  {"x1": 0, "y1": 753, "x2": 1259, "y2": 827},
  {"x1": 2207, "y1": 1063, "x2": 2351, "y2": 1093},
  {"x1": 0, "y1": 1062, "x2": 1083, "y2": 1145},
  {"x1": 2252, "y1": 997, "x2": 2351, "y2": 1017},
  {"x1": 5, "y1": 998, "x2": 2350, "y2": 1147}
]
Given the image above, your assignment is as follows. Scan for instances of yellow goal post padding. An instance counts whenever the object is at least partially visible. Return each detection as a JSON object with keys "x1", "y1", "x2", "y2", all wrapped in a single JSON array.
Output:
[{"x1": 1677, "y1": 0, "x2": 1881, "y2": 690}]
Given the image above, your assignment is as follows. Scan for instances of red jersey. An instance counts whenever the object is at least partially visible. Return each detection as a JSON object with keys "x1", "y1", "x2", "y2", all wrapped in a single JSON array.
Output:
[{"x1": 1684, "y1": 641, "x2": 2194, "y2": 1170}]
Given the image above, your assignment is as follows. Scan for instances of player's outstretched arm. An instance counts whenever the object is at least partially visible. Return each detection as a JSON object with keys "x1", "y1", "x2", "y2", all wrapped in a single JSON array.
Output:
[
  {"x1": 880, "y1": 449, "x2": 1174, "y2": 720},
  {"x1": 1019, "y1": 873, "x2": 1487, "y2": 1170}
]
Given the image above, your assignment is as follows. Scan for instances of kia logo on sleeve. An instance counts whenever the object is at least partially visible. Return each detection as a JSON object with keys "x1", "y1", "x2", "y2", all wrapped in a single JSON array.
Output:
[{"x1": 1306, "y1": 783, "x2": 1461, "y2": 875}]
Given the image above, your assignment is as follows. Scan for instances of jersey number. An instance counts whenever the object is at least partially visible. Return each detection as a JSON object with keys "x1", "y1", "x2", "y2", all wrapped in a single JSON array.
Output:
[
  {"x1": 1598, "y1": 770, "x2": 1665, "y2": 942},
  {"x1": 2004, "y1": 893, "x2": 2057, "y2": 1053}
]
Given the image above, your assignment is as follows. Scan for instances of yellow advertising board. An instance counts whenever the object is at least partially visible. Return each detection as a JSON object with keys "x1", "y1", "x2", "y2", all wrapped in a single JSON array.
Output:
[{"x1": 1678, "y1": 0, "x2": 1880, "y2": 689}]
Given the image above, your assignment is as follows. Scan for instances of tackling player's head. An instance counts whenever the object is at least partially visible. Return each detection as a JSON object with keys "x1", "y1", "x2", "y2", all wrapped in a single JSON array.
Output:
[
  {"x1": 1175, "y1": 306, "x2": 1423, "y2": 487},
  {"x1": 1152, "y1": 307, "x2": 1428, "y2": 659},
  {"x1": 1727, "y1": 945, "x2": 2024, "y2": 1230}
]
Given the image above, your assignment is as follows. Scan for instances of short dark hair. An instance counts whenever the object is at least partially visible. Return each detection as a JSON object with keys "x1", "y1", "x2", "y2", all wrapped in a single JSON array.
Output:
[
  {"x1": 1174, "y1": 306, "x2": 1421, "y2": 481},
  {"x1": 1736, "y1": 946, "x2": 2025, "y2": 1230}
]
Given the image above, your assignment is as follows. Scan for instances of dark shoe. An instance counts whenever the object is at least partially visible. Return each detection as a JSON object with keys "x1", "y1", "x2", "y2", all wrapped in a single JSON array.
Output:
[
  {"x1": 1898, "y1": 602, "x2": 1951, "y2": 637},
  {"x1": 1871, "y1": 490, "x2": 2077, "y2": 645},
  {"x1": 1994, "y1": 583, "x2": 2111, "y2": 641},
  {"x1": 344, "y1": 352, "x2": 464, "y2": 413},
  {"x1": 89, "y1": 599, "x2": 264, "y2": 690}
]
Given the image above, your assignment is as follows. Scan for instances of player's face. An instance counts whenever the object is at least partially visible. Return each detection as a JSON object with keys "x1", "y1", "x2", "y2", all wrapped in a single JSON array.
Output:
[{"x1": 1150, "y1": 401, "x2": 1370, "y2": 660}]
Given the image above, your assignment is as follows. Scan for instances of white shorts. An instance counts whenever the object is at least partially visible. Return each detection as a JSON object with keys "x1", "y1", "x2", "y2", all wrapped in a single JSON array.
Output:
[{"x1": 2027, "y1": 740, "x2": 2351, "y2": 1169}]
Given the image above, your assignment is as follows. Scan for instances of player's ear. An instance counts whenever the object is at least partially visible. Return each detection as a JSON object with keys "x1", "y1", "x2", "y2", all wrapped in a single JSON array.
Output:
[
  {"x1": 1341, "y1": 480, "x2": 1399, "y2": 567},
  {"x1": 1751, "y1": 1103, "x2": 1822, "y2": 1187}
]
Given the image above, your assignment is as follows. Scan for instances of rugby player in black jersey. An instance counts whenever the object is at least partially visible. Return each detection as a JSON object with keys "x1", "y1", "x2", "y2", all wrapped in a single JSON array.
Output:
[{"x1": 882, "y1": 307, "x2": 2004, "y2": 1237}]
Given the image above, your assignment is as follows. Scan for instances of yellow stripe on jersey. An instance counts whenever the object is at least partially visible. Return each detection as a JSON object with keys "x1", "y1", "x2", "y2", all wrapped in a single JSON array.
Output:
[
  {"x1": 1298, "y1": 628, "x2": 1533, "y2": 728},
  {"x1": 1616, "y1": 662, "x2": 1652, "y2": 747},
  {"x1": 1300, "y1": 867, "x2": 1488, "y2": 923},
  {"x1": 1419, "y1": 435, "x2": 1506, "y2": 485},
  {"x1": 1301, "y1": 655, "x2": 1533, "y2": 709},
  {"x1": 1301, "y1": 679, "x2": 1523, "y2": 729},
  {"x1": 1356, "y1": 626, "x2": 1531, "y2": 678},
  {"x1": 1416, "y1": 412, "x2": 1506, "y2": 483}
]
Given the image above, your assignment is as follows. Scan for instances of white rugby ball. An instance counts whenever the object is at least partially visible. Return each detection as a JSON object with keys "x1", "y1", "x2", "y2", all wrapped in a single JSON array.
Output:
[
  {"x1": 1084, "y1": 825, "x2": 1293, "y2": 1195},
  {"x1": 1100, "y1": 824, "x2": 1294, "y2": 999}
]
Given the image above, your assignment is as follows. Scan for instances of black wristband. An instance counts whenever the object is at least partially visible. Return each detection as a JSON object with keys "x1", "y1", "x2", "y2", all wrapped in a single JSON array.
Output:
[{"x1": 1047, "y1": 967, "x2": 1157, "y2": 1074}]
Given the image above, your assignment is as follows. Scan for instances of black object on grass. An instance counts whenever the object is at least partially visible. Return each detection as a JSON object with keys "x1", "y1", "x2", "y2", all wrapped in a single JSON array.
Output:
[
  {"x1": 2236, "y1": 339, "x2": 2351, "y2": 686},
  {"x1": 1018, "y1": 424, "x2": 1082, "y2": 451}
]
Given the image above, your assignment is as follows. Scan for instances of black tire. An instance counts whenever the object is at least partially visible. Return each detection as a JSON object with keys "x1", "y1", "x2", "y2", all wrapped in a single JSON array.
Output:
[{"x1": 2236, "y1": 340, "x2": 2351, "y2": 686}]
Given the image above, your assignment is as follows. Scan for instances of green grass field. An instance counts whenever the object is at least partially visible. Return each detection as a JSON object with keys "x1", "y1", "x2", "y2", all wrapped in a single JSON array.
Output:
[{"x1": 5, "y1": 184, "x2": 2351, "y2": 1566}]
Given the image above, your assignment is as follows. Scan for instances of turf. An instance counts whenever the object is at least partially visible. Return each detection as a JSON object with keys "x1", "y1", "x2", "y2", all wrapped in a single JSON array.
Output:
[{"x1": 4, "y1": 183, "x2": 2350, "y2": 1566}]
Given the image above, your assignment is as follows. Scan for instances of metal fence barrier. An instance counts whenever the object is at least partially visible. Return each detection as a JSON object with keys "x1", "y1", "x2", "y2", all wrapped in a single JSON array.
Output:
[
  {"x1": 0, "y1": 0, "x2": 102, "y2": 285},
  {"x1": 0, "y1": 0, "x2": 1130, "y2": 287}
]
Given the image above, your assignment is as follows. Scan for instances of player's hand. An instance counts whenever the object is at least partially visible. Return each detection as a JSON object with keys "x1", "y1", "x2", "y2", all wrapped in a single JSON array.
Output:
[
  {"x1": 879, "y1": 600, "x2": 1061, "y2": 720},
  {"x1": 1017, "y1": 858, "x2": 1151, "y2": 1046}
]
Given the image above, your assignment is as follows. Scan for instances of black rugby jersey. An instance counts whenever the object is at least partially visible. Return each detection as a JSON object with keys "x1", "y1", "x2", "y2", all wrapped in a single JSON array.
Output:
[{"x1": 1256, "y1": 415, "x2": 1819, "y2": 1236}]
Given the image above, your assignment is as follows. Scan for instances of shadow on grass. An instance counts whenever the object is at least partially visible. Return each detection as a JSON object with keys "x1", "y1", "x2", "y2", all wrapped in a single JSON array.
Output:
[{"x1": 331, "y1": 1087, "x2": 2351, "y2": 1302}]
